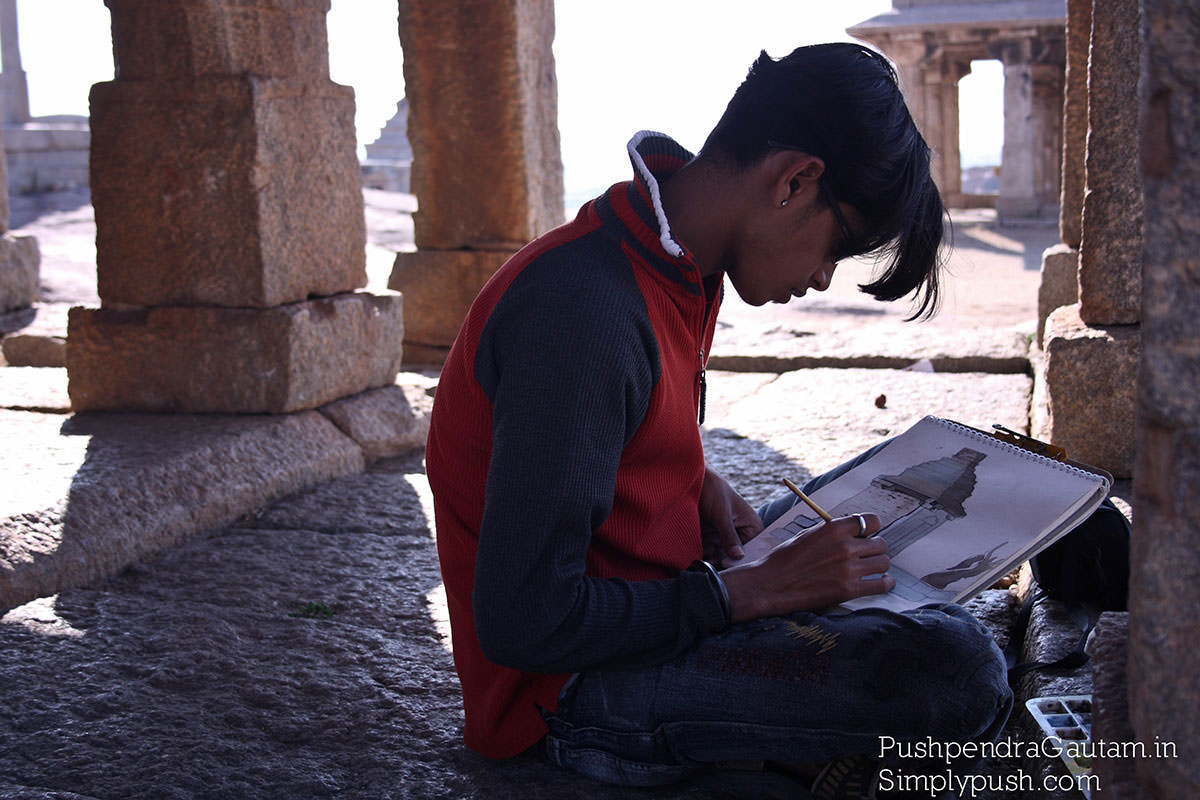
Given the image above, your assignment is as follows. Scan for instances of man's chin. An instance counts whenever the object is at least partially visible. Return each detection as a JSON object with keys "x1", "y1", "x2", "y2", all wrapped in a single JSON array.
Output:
[{"x1": 730, "y1": 286, "x2": 772, "y2": 307}]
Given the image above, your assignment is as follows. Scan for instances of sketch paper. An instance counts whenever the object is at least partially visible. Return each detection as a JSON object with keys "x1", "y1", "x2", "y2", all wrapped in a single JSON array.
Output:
[{"x1": 741, "y1": 417, "x2": 1111, "y2": 613}]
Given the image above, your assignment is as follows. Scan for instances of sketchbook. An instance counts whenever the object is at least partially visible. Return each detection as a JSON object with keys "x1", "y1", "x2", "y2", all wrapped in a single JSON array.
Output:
[{"x1": 739, "y1": 416, "x2": 1112, "y2": 614}]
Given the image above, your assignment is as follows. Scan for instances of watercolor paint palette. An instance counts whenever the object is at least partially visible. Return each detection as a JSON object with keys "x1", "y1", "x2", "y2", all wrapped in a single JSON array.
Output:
[{"x1": 1025, "y1": 694, "x2": 1093, "y2": 797}]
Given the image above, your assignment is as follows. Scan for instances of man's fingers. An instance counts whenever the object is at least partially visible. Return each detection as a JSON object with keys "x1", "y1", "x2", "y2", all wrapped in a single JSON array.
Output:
[
  {"x1": 722, "y1": 522, "x2": 745, "y2": 559},
  {"x1": 856, "y1": 553, "x2": 891, "y2": 577},
  {"x1": 848, "y1": 572, "x2": 896, "y2": 598}
]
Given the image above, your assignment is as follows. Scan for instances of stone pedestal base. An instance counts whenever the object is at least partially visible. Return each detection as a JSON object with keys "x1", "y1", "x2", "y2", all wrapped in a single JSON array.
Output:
[
  {"x1": 0, "y1": 233, "x2": 40, "y2": 313},
  {"x1": 1037, "y1": 244, "x2": 1079, "y2": 345},
  {"x1": 388, "y1": 248, "x2": 512, "y2": 364},
  {"x1": 1032, "y1": 304, "x2": 1139, "y2": 477},
  {"x1": 67, "y1": 291, "x2": 404, "y2": 414}
]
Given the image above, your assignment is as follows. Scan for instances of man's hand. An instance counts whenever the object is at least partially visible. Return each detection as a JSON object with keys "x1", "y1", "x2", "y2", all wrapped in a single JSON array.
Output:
[
  {"x1": 720, "y1": 514, "x2": 893, "y2": 622},
  {"x1": 698, "y1": 466, "x2": 763, "y2": 564}
]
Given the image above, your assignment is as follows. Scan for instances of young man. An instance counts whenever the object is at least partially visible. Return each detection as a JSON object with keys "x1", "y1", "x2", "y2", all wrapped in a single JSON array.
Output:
[{"x1": 426, "y1": 43, "x2": 1012, "y2": 796}]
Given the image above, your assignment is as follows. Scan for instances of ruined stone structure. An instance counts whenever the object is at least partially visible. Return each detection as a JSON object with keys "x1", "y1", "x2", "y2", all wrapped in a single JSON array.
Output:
[
  {"x1": 387, "y1": 0, "x2": 563, "y2": 364},
  {"x1": 361, "y1": 97, "x2": 412, "y2": 193},
  {"x1": 849, "y1": 0, "x2": 1066, "y2": 219},
  {"x1": 1031, "y1": 0, "x2": 1140, "y2": 480},
  {"x1": 4, "y1": 0, "x2": 1193, "y2": 793},
  {"x1": 66, "y1": 0, "x2": 403, "y2": 413},
  {"x1": 0, "y1": 114, "x2": 39, "y2": 314},
  {"x1": 0, "y1": 0, "x2": 90, "y2": 193}
]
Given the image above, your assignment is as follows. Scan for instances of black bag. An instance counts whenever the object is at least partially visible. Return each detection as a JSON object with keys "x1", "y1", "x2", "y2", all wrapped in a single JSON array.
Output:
[
  {"x1": 1005, "y1": 498, "x2": 1131, "y2": 680},
  {"x1": 1031, "y1": 499, "x2": 1130, "y2": 612}
]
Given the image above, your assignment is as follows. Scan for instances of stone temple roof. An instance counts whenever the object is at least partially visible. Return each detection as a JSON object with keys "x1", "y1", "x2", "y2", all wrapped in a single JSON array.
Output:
[
  {"x1": 848, "y1": 1, "x2": 1065, "y2": 35},
  {"x1": 877, "y1": 447, "x2": 985, "y2": 517}
]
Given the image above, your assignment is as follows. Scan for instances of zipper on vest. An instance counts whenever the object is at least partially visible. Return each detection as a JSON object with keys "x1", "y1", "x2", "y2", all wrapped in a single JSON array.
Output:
[{"x1": 697, "y1": 347, "x2": 707, "y2": 426}]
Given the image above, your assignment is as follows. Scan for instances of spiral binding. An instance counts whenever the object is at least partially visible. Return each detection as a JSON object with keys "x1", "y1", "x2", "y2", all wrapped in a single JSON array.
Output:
[{"x1": 925, "y1": 416, "x2": 1107, "y2": 485}]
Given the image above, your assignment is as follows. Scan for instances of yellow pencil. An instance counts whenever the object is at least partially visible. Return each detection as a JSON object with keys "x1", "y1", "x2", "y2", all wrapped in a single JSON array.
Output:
[{"x1": 782, "y1": 478, "x2": 833, "y2": 523}]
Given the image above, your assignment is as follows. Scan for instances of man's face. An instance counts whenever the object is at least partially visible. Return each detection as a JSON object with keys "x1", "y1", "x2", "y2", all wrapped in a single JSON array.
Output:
[{"x1": 725, "y1": 193, "x2": 865, "y2": 307}]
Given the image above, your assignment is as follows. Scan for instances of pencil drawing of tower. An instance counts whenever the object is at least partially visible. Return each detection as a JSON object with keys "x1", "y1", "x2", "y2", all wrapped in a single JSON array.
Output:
[{"x1": 827, "y1": 448, "x2": 985, "y2": 558}]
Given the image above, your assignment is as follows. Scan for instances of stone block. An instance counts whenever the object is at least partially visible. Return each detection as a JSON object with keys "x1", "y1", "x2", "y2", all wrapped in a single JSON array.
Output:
[
  {"x1": 398, "y1": 0, "x2": 563, "y2": 250},
  {"x1": 0, "y1": 407, "x2": 363, "y2": 614},
  {"x1": 1089, "y1": 612, "x2": 1141, "y2": 798},
  {"x1": 66, "y1": 291, "x2": 404, "y2": 414},
  {"x1": 389, "y1": 248, "x2": 511, "y2": 359},
  {"x1": 1036, "y1": 304, "x2": 1138, "y2": 477},
  {"x1": 1078, "y1": 0, "x2": 1142, "y2": 326},
  {"x1": 1037, "y1": 244, "x2": 1079, "y2": 346},
  {"x1": 319, "y1": 378, "x2": 435, "y2": 462},
  {"x1": 105, "y1": 0, "x2": 332, "y2": 81},
  {"x1": 1, "y1": 333, "x2": 66, "y2": 367},
  {"x1": 0, "y1": 233, "x2": 40, "y2": 312},
  {"x1": 89, "y1": 77, "x2": 366, "y2": 308}
]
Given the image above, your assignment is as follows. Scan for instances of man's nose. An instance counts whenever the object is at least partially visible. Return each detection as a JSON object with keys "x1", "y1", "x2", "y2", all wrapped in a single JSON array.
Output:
[{"x1": 810, "y1": 262, "x2": 837, "y2": 292}]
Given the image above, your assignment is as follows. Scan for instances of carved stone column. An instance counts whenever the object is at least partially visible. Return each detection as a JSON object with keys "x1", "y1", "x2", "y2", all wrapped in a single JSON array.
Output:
[
  {"x1": 1129, "y1": 1, "x2": 1200, "y2": 796},
  {"x1": 997, "y1": 41, "x2": 1039, "y2": 218},
  {"x1": 1031, "y1": 62, "x2": 1064, "y2": 215},
  {"x1": 1079, "y1": 0, "x2": 1143, "y2": 326},
  {"x1": 389, "y1": 0, "x2": 563, "y2": 364},
  {"x1": 0, "y1": 0, "x2": 29, "y2": 125},
  {"x1": 936, "y1": 58, "x2": 972, "y2": 207},
  {"x1": 1034, "y1": 0, "x2": 1141, "y2": 478},
  {"x1": 67, "y1": 0, "x2": 403, "y2": 413},
  {"x1": 888, "y1": 35, "x2": 928, "y2": 127},
  {"x1": 1036, "y1": 0, "x2": 1090, "y2": 347},
  {"x1": 1059, "y1": 0, "x2": 1091, "y2": 249}
]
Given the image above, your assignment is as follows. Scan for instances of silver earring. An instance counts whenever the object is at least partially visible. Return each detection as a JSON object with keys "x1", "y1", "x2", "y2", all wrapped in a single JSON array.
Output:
[{"x1": 780, "y1": 199, "x2": 788, "y2": 207}]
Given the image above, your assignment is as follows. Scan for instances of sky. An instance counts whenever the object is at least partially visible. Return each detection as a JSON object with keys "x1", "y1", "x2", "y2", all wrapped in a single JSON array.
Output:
[{"x1": 13, "y1": 0, "x2": 1003, "y2": 209}]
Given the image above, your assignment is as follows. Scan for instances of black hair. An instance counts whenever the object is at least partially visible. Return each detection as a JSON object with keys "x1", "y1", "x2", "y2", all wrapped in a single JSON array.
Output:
[{"x1": 700, "y1": 43, "x2": 946, "y2": 319}]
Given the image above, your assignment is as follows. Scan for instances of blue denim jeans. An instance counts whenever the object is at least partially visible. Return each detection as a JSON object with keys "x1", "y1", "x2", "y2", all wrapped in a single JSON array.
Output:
[{"x1": 542, "y1": 446, "x2": 1014, "y2": 789}]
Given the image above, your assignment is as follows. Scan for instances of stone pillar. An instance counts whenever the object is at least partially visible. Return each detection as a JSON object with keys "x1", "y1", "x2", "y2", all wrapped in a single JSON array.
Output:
[
  {"x1": 918, "y1": 61, "x2": 948, "y2": 198},
  {"x1": 1079, "y1": 0, "x2": 1143, "y2": 326},
  {"x1": 389, "y1": 0, "x2": 563, "y2": 364},
  {"x1": 1129, "y1": 1, "x2": 1200, "y2": 796},
  {"x1": 0, "y1": 0, "x2": 29, "y2": 125},
  {"x1": 1036, "y1": 0, "x2": 1089, "y2": 350},
  {"x1": 997, "y1": 43, "x2": 1039, "y2": 218},
  {"x1": 1034, "y1": 0, "x2": 1142, "y2": 479},
  {"x1": 1059, "y1": 0, "x2": 1091, "y2": 249},
  {"x1": 1031, "y1": 62, "x2": 1064, "y2": 215},
  {"x1": 927, "y1": 57, "x2": 970, "y2": 207},
  {"x1": 67, "y1": 0, "x2": 403, "y2": 413},
  {"x1": 891, "y1": 37, "x2": 928, "y2": 124},
  {"x1": 0, "y1": 119, "x2": 39, "y2": 314}
]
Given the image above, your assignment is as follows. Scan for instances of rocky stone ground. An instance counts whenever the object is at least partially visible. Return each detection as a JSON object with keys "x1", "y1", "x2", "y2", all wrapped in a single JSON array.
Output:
[{"x1": 1, "y1": 191, "x2": 1109, "y2": 798}]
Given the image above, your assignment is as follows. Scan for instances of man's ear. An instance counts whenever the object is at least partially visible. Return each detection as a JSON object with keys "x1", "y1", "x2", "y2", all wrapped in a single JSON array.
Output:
[{"x1": 775, "y1": 152, "x2": 825, "y2": 207}]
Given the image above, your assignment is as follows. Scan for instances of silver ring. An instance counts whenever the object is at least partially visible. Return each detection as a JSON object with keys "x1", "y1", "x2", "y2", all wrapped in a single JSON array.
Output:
[{"x1": 853, "y1": 514, "x2": 868, "y2": 538}]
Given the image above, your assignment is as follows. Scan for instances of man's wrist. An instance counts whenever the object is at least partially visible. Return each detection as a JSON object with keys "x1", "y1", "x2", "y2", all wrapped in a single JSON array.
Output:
[{"x1": 690, "y1": 559, "x2": 732, "y2": 629}]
